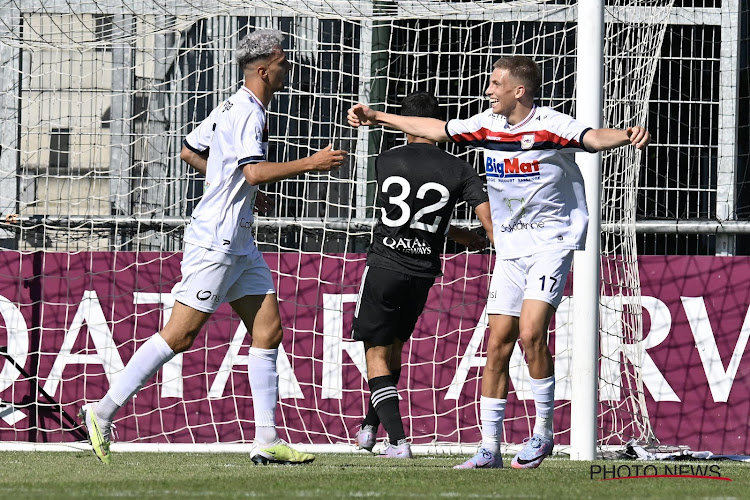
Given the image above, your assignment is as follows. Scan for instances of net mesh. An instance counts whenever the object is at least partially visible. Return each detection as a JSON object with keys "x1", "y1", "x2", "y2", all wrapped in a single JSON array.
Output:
[{"x1": 0, "y1": 0, "x2": 670, "y2": 451}]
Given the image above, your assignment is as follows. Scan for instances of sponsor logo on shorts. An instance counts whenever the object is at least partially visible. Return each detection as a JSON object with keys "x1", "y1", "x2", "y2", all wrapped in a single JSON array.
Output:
[
  {"x1": 500, "y1": 220, "x2": 545, "y2": 233},
  {"x1": 196, "y1": 290, "x2": 220, "y2": 303},
  {"x1": 382, "y1": 236, "x2": 432, "y2": 255},
  {"x1": 238, "y1": 217, "x2": 253, "y2": 229}
]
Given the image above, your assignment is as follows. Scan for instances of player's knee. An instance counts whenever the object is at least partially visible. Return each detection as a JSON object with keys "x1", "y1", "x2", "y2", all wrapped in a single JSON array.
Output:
[
  {"x1": 167, "y1": 330, "x2": 199, "y2": 353},
  {"x1": 486, "y1": 332, "x2": 516, "y2": 357},
  {"x1": 268, "y1": 327, "x2": 283, "y2": 348},
  {"x1": 519, "y1": 330, "x2": 548, "y2": 355},
  {"x1": 253, "y1": 325, "x2": 283, "y2": 349},
  {"x1": 159, "y1": 320, "x2": 202, "y2": 353}
]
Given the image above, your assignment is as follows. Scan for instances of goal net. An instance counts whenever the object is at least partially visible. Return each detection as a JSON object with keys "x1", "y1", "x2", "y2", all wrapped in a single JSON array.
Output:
[{"x1": 0, "y1": 0, "x2": 670, "y2": 453}]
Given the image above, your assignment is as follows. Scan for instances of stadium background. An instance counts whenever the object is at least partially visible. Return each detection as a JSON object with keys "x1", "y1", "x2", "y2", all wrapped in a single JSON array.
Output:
[{"x1": 0, "y1": 0, "x2": 748, "y2": 455}]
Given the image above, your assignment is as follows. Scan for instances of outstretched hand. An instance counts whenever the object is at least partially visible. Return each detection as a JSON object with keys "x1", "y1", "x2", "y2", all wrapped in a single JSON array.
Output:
[
  {"x1": 347, "y1": 104, "x2": 378, "y2": 128},
  {"x1": 626, "y1": 126, "x2": 651, "y2": 150},
  {"x1": 309, "y1": 144, "x2": 347, "y2": 172}
]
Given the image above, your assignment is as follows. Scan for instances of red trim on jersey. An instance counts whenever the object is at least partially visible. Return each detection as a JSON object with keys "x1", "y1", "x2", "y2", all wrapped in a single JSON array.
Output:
[{"x1": 451, "y1": 127, "x2": 582, "y2": 148}]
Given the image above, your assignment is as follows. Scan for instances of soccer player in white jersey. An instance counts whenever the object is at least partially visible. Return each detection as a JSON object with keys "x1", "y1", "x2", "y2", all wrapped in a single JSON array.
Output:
[
  {"x1": 78, "y1": 29, "x2": 346, "y2": 465},
  {"x1": 348, "y1": 56, "x2": 650, "y2": 469}
]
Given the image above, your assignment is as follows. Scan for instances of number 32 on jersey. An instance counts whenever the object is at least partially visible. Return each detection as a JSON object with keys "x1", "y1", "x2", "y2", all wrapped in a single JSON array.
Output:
[{"x1": 380, "y1": 176, "x2": 450, "y2": 233}]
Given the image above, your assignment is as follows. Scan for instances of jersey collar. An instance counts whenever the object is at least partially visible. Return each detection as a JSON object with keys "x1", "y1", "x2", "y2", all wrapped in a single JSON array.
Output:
[
  {"x1": 508, "y1": 105, "x2": 537, "y2": 131},
  {"x1": 241, "y1": 86, "x2": 267, "y2": 112}
]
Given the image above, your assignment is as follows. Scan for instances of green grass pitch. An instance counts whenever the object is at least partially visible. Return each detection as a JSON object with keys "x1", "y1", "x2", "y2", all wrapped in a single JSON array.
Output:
[{"x1": 1, "y1": 451, "x2": 747, "y2": 499}]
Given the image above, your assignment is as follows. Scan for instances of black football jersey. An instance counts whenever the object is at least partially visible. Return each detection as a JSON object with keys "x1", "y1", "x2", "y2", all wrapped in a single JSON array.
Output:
[{"x1": 367, "y1": 143, "x2": 488, "y2": 277}]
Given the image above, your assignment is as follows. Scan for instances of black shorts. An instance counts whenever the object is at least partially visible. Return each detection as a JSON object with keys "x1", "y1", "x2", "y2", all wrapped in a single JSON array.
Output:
[{"x1": 352, "y1": 265, "x2": 435, "y2": 346}]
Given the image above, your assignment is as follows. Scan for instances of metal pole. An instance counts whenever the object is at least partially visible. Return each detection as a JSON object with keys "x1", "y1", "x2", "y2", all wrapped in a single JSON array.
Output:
[
  {"x1": 715, "y1": 0, "x2": 739, "y2": 256},
  {"x1": 0, "y1": 0, "x2": 20, "y2": 249},
  {"x1": 571, "y1": 0, "x2": 604, "y2": 461},
  {"x1": 140, "y1": 15, "x2": 172, "y2": 251},
  {"x1": 109, "y1": 14, "x2": 135, "y2": 248},
  {"x1": 355, "y1": 15, "x2": 373, "y2": 222}
]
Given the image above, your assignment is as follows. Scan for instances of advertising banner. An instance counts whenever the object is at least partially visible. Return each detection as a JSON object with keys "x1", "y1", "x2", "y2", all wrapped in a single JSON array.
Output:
[{"x1": 0, "y1": 252, "x2": 746, "y2": 453}]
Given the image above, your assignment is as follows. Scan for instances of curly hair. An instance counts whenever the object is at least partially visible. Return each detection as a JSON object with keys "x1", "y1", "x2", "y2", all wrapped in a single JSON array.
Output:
[{"x1": 236, "y1": 29, "x2": 285, "y2": 69}]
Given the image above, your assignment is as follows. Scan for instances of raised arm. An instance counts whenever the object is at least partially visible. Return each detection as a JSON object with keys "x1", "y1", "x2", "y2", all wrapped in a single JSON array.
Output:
[
  {"x1": 242, "y1": 144, "x2": 346, "y2": 185},
  {"x1": 347, "y1": 103, "x2": 450, "y2": 142},
  {"x1": 582, "y1": 126, "x2": 650, "y2": 152}
]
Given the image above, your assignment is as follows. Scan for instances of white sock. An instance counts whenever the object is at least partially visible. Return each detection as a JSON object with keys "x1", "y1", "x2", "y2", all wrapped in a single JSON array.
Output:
[
  {"x1": 94, "y1": 395, "x2": 119, "y2": 426},
  {"x1": 249, "y1": 347, "x2": 279, "y2": 445},
  {"x1": 480, "y1": 396, "x2": 506, "y2": 455},
  {"x1": 97, "y1": 333, "x2": 175, "y2": 423},
  {"x1": 530, "y1": 375, "x2": 555, "y2": 439}
]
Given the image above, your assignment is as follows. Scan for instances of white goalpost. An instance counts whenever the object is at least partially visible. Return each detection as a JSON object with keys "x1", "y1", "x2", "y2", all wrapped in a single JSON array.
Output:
[
  {"x1": 571, "y1": 0, "x2": 604, "y2": 461},
  {"x1": 0, "y1": 0, "x2": 671, "y2": 455}
]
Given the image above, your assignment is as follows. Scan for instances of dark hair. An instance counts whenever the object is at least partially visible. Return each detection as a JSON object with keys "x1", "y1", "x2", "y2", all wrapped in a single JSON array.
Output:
[
  {"x1": 492, "y1": 56, "x2": 542, "y2": 97},
  {"x1": 400, "y1": 92, "x2": 442, "y2": 119}
]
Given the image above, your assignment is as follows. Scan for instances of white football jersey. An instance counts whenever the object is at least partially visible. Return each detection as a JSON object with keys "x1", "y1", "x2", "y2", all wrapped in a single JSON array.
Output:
[
  {"x1": 445, "y1": 105, "x2": 592, "y2": 259},
  {"x1": 182, "y1": 86, "x2": 267, "y2": 255}
]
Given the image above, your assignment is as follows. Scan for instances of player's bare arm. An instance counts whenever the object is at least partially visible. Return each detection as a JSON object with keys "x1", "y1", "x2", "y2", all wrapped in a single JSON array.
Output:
[
  {"x1": 181, "y1": 144, "x2": 277, "y2": 213},
  {"x1": 447, "y1": 201, "x2": 493, "y2": 249},
  {"x1": 243, "y1": 144, "x2": 347, "y2": 185},
  {"x1": 180, "y1": 144, "x2": 209, "y2": 175},
  {"x1": 448, "y1": 225, "x2": 487, "y2": 251},
  {"x1": 347, "y1": 103, "x2": 450, "y2": 142},
  {"x1": 473, "y1": 201, "x2": 493, "y2": 245},
  {"x1": 583, "y1": 126, "x2": 651, "y2": 152}
]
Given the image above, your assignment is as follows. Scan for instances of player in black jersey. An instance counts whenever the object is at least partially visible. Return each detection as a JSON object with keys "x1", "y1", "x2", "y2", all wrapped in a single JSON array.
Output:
[{"x1": 352, "y1": 92, "x2": 493, "y2": 458}]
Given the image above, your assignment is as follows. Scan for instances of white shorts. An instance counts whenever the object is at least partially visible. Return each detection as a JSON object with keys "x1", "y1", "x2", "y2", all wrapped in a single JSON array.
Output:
[
  {"x1": 171, "y1": 243, "x2": 275, "y2": 313},
  {"x1": 486, "y1": 249, "x2": 574, "y2": 317}
]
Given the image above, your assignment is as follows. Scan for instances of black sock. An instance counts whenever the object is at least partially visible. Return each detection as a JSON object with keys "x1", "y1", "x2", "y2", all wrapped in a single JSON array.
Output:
[
  {"x1": 368, "y1": 375, "x2": 405, "y2": 445},
  {"x1": 363, "y1": 369, "x2": 401, "y2": 428}
]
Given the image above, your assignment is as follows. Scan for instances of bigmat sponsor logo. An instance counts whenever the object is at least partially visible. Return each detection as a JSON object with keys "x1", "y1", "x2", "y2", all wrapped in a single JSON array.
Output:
[{"x1": 486, "y1": 157, "x2": 541, "y2": 180}]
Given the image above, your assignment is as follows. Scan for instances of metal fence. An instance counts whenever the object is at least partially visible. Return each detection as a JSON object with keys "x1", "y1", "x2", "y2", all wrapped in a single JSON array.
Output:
[{"x1": 0, "y1": 0, "x2": 746, "y2": 256}]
